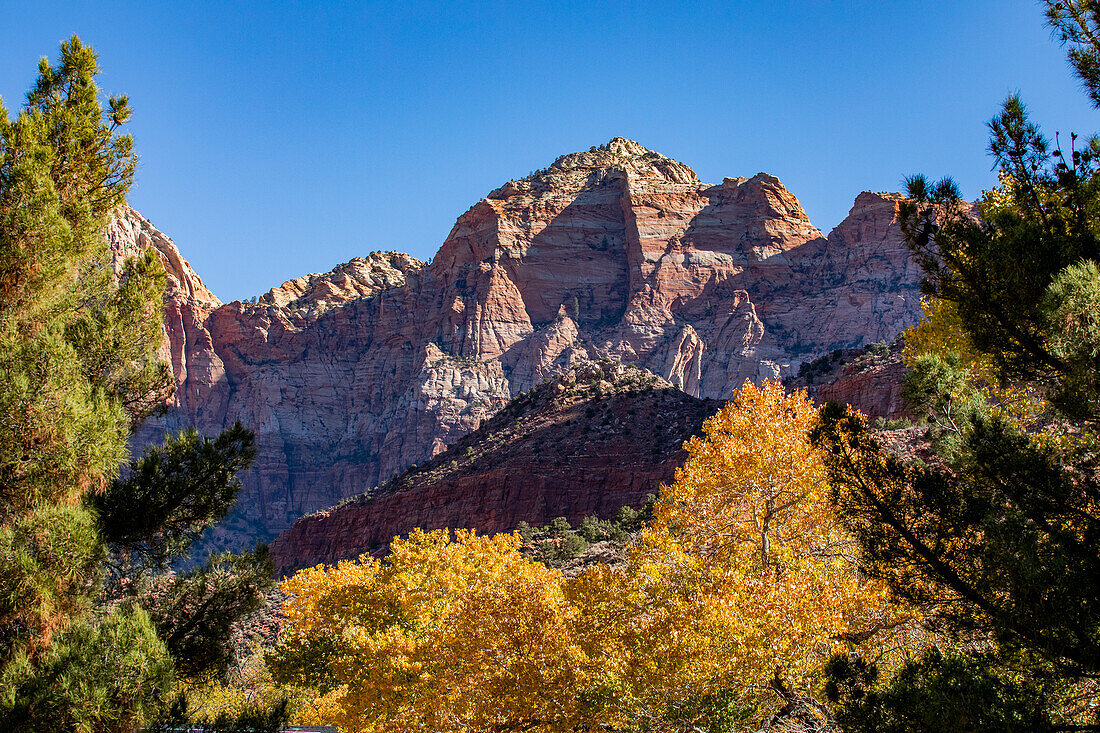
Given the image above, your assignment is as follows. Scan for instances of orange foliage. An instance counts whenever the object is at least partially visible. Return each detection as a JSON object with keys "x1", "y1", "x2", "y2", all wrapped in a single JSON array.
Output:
[
  {"x1": 271, "y1": 529, "x2": 585, "y2": 733},
  {"x1": 272, "y1": 382, "x2": 911, "y2": 731}
]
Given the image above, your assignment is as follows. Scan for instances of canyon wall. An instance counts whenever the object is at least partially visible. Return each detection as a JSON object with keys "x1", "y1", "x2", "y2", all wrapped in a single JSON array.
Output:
[
  {"x1": 270, "y1": 361, "x2": 720, "y2": 573},
  {"x1": 113, "y1": 138, "x2": 923, "y2": 548}
]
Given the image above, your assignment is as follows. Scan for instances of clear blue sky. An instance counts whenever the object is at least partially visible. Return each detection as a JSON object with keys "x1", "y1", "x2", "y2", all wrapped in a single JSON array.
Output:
[{"x1": 2, "y1": 1, "x2": 1096, "y2": 302}]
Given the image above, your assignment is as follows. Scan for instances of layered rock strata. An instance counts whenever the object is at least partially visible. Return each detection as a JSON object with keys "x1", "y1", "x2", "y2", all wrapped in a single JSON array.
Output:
[
  {"x1": 114, "y1": 137, "x2": 924, "y2": 548},
  {"x1": 787, "y1": 339, "x2": 911, "y2": 421},
  {"x1": 270, "y1": 361, "x2": 719, "y2": 574}
]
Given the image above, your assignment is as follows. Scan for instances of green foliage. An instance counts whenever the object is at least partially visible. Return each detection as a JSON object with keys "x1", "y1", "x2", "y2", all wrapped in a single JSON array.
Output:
[
  {"x1": 518, "y1": 503, "x2": 645, "y2": 568},
  {"x1": 68, "y1": 247, "x2": 174, "y2": 424},
  {"x1": 0, "y1": 38, "x2": 268, "y2": 729},
  {"x1": 814, "y1": 13, "x2": 1100, "y2": 725},
  {"x1": 554, "y1": 532, "x2": 588, "y2": 562},
  {"x1": 144, "y1": 547, "x2": 274, "y2": 680},
  {"x1": 900, "y1": 93, "x2": 1100, "y2": 417},
  {"x1": 1047, "y1": 1, "x2": 1100, "y2": 108},
  {"x1": 900, "y1": 352, "x2": 989, "y2": 458},
  {"x1": 93, "y1": 421, "x2": 256, "y2": 575},
  {"x1": 531, "y1": 517, "x2": 588, "y2": 566},
  {"x1": 825, "y1": 650, "x2": 1053, "y2": 733},
  {"x1": 0, "y1": 503, "x2": 103, "y2": 665},
  {"x1": 548, "y1": 516, "x2": 572, "y2": 534},
  {"x1": 1, "y1": 37, "x2": 134, "y2": 322},
  {"x1": 1043, "y1": 259, "x2": 1100, "y2": 413},
  {"x1": 0, "y1": 35, "x2": 168, "y2": 704},
  {"x1": 863, "y1": 339, "x2": 889, "y2": 357},
  {"x1": 872, "y1": 416, "x2": 914, "y2": 430},
  {"x1": 0, "y1": 325, "x2": 129, "y2": 512},
  {"x1": 814, "y1": 403, "x2": 1100, "y2": 677},
  {"x1": 577, "y1": 515, "x2": 613, "y2": 542},
  {"x1": 0, "y1": 605, "x2": 173, "y2": 732},
  {"x1": 615, "y1": 494, "x2": 656, "y2": 531},
  {"x1": 515, "y1": 520, "x2": 535, "y2": 542}
]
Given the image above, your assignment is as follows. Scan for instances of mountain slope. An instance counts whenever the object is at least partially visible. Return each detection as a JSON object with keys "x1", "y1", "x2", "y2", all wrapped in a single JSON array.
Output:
[
  {"x1": 113, "y1": 137, "x2": 924, "y2": 547},
  {"x1": 269, "y1": 360, "x2": 720, "y2": 573}
]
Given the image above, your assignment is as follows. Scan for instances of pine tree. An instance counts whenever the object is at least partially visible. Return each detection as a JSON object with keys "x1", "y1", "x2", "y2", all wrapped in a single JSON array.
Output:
[
  {"x1": 0, "y1": 35, "x2": 176, "y2": 730},
  {"x1": 0, "y1": 37, "x2": 277, "y2": 730},
  {"x1": 815, "y1": 4, "x2": 1100, "y2": 729}
]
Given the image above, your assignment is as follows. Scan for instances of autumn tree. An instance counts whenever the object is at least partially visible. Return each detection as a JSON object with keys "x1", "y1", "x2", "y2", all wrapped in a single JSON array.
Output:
[
  {"x1": 269, "y1": 382, "x2": 913, "y2": 732},
  {"x1": 268, "y1": 529, "x2": 586, "y2": 733},
  {"x1": 569, "y1": 382, "x2": 903, "y2": 732}
]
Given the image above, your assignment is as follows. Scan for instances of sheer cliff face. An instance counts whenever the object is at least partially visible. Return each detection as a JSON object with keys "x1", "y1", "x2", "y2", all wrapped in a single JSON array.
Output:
[
  {"x1": 116, "y1": 138, "x2": 923, "y2": 546},
  {"x1": 270, "y1": 361, "x2": 721, "y2": 575}
]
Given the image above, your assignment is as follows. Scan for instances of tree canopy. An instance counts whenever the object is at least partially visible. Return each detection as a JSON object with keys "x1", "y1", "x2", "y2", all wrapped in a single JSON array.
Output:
[
  {"x1": 0, "y1": 37, "x2": 275, "y2": 730},
  {"x1": 270, "y1": 382, "x2": 903, "y2": 732},
  {"x1": 812, "y1": 3, "x2": 1100, "y2": 728}
]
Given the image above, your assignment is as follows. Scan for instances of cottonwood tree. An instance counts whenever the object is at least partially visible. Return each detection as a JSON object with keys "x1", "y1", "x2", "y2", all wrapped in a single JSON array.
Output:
[
  {"x1": 269, "y1": 529, "x2": 586, "y2": 733},
  {"x1": 571, "y1": 381, "x2": 901, "y2": 732},
  {"x1": 269, "y1": 383, "x2": 908, "y2": 732}
]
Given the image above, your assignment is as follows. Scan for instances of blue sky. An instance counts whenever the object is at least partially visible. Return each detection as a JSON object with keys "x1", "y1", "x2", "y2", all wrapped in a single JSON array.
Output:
[{"x1": 2, "y1": 1, "x2": 1096, "y2": 301}]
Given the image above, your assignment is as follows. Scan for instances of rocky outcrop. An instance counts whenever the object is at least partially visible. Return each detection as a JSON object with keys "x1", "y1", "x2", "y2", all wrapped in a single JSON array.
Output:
[
  {"x1": 256, "y1": 252, "x2": 426, "y2": 320},
  {"x1": 108, "y1": 206, "x2": 227, "y2": 423},
  {"x1": 817, "y1": 357, "x2": 910, "y2": 420},
  {"x1": 114, "y1": 137, "x2": 925, "y2": 549},
  {"x1": 269, "y1": 361, "x2": 719, "y2": 574},
  {"x1": 787, "y1": 339, "x2": 911, "y2": 421}
]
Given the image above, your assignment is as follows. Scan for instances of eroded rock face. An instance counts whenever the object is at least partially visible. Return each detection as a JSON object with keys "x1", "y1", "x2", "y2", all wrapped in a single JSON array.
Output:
[
  {"x1": 270, "y1": 361, "x2": 719, "y2": 574},
  {"x1": 108, "y1": 206, "x2": 227, "y2": 423},
  {"x1": 115, "y1": 138, "x2": 924, "y2": 548},
  {"x1": 786, "y1": 339, "x2": 911, "y2": 421}
]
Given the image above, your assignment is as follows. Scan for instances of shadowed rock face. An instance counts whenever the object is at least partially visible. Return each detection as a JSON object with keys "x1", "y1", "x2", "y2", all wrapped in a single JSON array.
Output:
[
  {"x1": 114, "y1": 137, "x2": 924, "y2": 549},
  {"x1": 269, "y1": 361, "x2": 720, "y2": 575}
]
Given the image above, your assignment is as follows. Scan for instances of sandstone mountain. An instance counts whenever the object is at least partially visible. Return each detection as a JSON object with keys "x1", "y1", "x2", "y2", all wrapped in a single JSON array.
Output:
[
  {"x1": 113, "y1": 137, "x2": 924, "y2": 548},
  {"x1": 269, "y1": 360, "x2": 720, "y2": 573}
]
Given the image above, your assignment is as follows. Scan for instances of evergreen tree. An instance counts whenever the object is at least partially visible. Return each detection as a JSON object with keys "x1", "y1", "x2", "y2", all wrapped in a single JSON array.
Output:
[
  {"x1": 94, "y1": 422, "x2": 257, "y2": 582},
  {"x1": 0, "y1": 37, "x2": 169, "y2": 727},
  {"x1": 814, "y1": 4, "x2": 1100, "y2": 728},
  {"x1": 0, "y1": 37, "x2": 278, "y2": 729}
]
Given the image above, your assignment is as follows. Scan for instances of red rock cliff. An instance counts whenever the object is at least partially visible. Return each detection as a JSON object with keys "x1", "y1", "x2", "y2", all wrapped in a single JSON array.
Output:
[
  {"x1": 113, "y1": 138, "x2": 923, "y2": 548},
  {"x1": 269, "y1": 361, "x2": 720, "y2": 574}
]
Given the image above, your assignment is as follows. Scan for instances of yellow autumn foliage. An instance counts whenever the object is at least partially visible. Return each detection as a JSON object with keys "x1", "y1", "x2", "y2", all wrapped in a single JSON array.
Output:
[
  {"x1": 269, "y1": 529, "x2": 585, "y2": 733},
  {"x1": 570, "y1": 381, "x2": 901, "y2": 727},
  {"x1": 270, "y1": 381, "x2": 912, "y2": 731}
]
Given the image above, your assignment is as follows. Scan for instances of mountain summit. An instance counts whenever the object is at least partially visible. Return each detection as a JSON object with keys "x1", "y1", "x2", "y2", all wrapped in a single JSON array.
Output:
[
  {"x1": 525, "y1": 137, "x2": 700, "y2": 185},
  {"x1": 116, "y1": 139, "x2": 922, "y2": 547}
]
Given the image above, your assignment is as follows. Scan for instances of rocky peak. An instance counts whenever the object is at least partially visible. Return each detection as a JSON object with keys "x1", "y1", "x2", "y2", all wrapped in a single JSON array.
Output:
[
  {"x1": 255, "y1": 251, "x2": 425, "y2": 320},
  {"x1": 123, "y1": 139, "x2": 927, "y2": 554},
  {"x1": 108, "y1": 205, "x2": 221, "y2": 310},
  {"x1": 525, "y1": 136, "x2": 701, "y2": 186}
]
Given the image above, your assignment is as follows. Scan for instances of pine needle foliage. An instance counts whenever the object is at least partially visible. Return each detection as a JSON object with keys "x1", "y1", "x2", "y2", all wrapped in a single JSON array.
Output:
[
  {"x1": 0, "y1": 38, "x2": 277, "y2": 730},
  {"x1": 0, "y1": 39, "x2": 168, "y2": 721},
  {"x1": 813, "y1": 5, "x2": 1100, "y2": 728}
]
